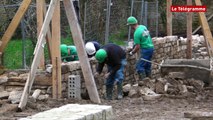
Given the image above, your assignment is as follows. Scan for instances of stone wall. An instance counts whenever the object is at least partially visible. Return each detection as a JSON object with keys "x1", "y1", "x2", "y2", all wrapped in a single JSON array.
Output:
[{"x1": 1, "y1": 35, "x2": 209, "y2": 99}]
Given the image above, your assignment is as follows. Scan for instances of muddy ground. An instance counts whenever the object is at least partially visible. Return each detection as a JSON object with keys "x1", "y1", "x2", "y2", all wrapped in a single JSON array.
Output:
[{"x1": 1, "y1": 87, "x2": 213, "y2": 120}]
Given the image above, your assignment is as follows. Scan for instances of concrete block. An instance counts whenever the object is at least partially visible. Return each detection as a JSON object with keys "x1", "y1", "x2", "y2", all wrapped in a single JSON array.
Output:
[
  {"x1": 68, "y1": 75, "x2": 81, "y2": 99},
  {"x1": 20, "y1": 104, "x2": 113, "y2": 120}
]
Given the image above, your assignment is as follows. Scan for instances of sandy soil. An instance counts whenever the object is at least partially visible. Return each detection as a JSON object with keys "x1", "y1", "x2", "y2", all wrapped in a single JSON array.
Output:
[{"x1": 1, "y1": 88, "x2": 213, "y2": 120}]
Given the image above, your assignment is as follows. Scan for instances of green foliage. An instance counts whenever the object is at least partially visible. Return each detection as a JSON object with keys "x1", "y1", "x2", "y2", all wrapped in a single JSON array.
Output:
[
  {"x1": 3, "y1": 38, "x2": 74, "y2": 69},
  {"x1": 61, "y1": 37, "x2": 74, "y2": 45},
  {"x1": 3, "y1": 39, "x2": 34, "y2": 69},
  {"x1": 109, "y1": 29, "x2": 127, "y2": 46}
]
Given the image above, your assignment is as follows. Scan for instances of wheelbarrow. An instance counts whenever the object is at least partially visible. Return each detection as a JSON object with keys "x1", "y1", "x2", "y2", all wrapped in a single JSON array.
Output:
[
  {"x1": 141, "y1": 58, "x2": 213, "y2": 83},
  {"x1": 160, "y1": 59, "x2": 213, "y2": 83}
]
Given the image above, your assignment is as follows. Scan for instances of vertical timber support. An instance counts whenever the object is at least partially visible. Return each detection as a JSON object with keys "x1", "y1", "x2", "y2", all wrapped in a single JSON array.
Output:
[
  {"x1": 187, "y1": 0, "x2": 192, "y2": 59},
  {"x1": 166, "y1": 0, "x2": 172, "y2": 36},
  {"x1": 51, "y1": 0, "x2": 61, "y2": 99},
  {"x1": 63, "y1": 0, "x2": 101, "y2": 103},
  {"x1": 37, "y1": 0, "x2": 45, "y2": 69}
]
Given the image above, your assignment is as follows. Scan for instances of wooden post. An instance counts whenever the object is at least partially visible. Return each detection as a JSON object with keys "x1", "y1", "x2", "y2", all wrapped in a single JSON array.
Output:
[
  {"x1": 51, "y1": 0, "x2": 61, "y2": 99},
  {"x1": 63, "y1": 0, "x2": 101, "y2": 103},
  {"x1": 18, "y1": 0, "x2": 58, "y2": 110},
  {"x1": 195, "y1": 0, "x2": 213, "y2": 57},
  {"x1": 166, "y1": 0, "x2": 172, "y2": 36},
  {"x1": 37, "y1": 0, "x2": 45, "y2": 69},
  {"x1": 0, "y1": 0, "x2": 32, "y2": 63},
  {"x1": 186, "y1": 0, "x2": 192, "y2": 59}
]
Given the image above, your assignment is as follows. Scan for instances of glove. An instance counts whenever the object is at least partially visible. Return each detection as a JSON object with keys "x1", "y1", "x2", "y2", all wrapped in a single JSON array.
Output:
[
  {"x1": 94, "y1": 72, "x2": 99, "y2": 78},
  {"x1": 104, "y1": 72, "x2": 110, "y2": 79},
  {"x1": 129, "y1": 51, "x2": 133, "y2": 56}
]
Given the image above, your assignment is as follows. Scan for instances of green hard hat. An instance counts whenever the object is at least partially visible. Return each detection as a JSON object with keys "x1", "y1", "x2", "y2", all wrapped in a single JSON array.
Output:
[
  {"x1": 95, "y1": 49, "x2": 107, "y2": 63},
  {"x1": 60, "y1": 44, "x2": 68, "y2": 57},
  {"x1": 127, "y1": 16, "x2": 138, "y2": 25}
]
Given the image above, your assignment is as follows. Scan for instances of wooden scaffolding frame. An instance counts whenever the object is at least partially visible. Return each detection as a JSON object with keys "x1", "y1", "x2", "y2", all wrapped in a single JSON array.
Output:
[
  {"x1": 0, "y1": 0, "x2": 100, "y2": 111},
  {"x1": 166, "y1": 0, "x2": 213, "y2": 58}
]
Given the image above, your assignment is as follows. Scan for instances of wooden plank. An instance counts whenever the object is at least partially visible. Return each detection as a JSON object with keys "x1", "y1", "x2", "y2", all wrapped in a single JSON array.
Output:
[
  {"x1": 193, "y1": 13, "x2": 213, "y2": 35},
  {"x1": 186, "y1": 0, "x2": 192, "y2": 59},
  {"x1": 166, "y1": 0, "x2": 172, "y2": 36},
  {"x1": 63, "y1": 0, "x2": 101, "y2": 103},
  {"x1": 18, "y1": 0, "x2": 58, "y2": 111},
  {"x1": 37, "y1": 0, "x2": 45, "y2": 69},
  {"x1": 0, "y1": 0, "x2": 32, "y2": 53},
  {"x1": 51, "y1": 0, "x2": 61, "y2": 99},
  {"x1": 44, "y1": 1, "x2": 53, "y2": 61},
  {"x1": 195, "y1": 0, "x2": 213, "y2": 57}
]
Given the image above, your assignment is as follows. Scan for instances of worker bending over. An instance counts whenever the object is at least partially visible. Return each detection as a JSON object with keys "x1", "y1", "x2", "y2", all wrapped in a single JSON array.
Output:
[
  {"x1": 94, "y1": 43, "x2": 126, "y2": 100},
  {"x1": 60, "y1": 44, "x2": 79, "y2": 62},
  {"x1": 85, "y1": 41, "x2": 101, "y2": 58}
]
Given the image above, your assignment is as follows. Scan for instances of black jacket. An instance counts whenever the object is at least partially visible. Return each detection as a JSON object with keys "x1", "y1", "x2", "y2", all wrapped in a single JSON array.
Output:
[{"x1": 97, "y1": 43, "x2": 126, "y2": 77}]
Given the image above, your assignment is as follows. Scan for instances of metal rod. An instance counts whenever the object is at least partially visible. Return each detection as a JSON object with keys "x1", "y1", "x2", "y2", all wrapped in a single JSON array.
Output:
[
  {"x1": 141, "y1": 58, "x2": 161, "y2": 66},
  {"x1": 127, "y1": 0, "x2": 134, "y2": 42},
  {"x1": 144, "y1": 1, "x2": 148, "y2": 27},
  {"x1": 140, "y1": 0, "x2": 144, "y2": 24},
  {"x1": 83, "y1": 2, "x2": 87, "y2": 41},
  {"x1": 21, "y1": 19, "x2": 27, "y2": 69},
  {"x1": 156, "y1": 0, "x2": 158, "y2": 37},
  {"x1": 105, "y1": 0, "x2": 111, "y2": 44}
]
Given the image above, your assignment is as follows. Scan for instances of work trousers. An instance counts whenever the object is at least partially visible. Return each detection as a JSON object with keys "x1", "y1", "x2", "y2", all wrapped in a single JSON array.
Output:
[{"x1": 136, "y1": 48, "x2": 154, "y2": 76}]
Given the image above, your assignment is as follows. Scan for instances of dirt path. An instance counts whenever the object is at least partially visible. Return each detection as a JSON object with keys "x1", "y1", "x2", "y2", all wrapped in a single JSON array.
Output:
[{"x1": 1, "y1": 89, "x2": 213, "y2": 120}]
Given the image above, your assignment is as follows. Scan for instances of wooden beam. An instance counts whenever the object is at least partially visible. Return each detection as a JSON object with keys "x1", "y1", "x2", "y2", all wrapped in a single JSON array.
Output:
[
  {"x1": 0, "y1": 0, "x2": 32, "y2": 53},
  {"x1": 186, "y1": 0, "x2": 192, "y2": 59},
  {"x1": 37, "y1": 0, "x2": 45, "y2": 69},
  {"x1": 44, "y1": 1, "x2": 53, "y2": 61},
  {"x1": 63, "y1": 0, "x2": 101, "y2": 103},
  {"x1": 193, "y1": 13, "x2": 213, "y2": 35},
  {"x1": 51, "y1": 0, "x2": 61, "y2": 99},
  {"x1": 195, "y1": 0, "x2": 213, "y2": 57},
  {"x1": 166, "y1": 0, "x2": 172, "y2": 36},
  {"x1": 18, "y1": 0, "x2": 58, "y2": 110}
]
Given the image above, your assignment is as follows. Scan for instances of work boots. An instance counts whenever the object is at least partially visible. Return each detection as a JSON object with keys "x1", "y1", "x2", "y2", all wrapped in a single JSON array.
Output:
[
  {"x1": 139, "y1": 72, "x2": 146, "y2": 81},
  {"x1": 117, "y1": 82, "x2": 123, "y2": 100},
  {"x1": 138, "y1": 72, "x2": 146, "y2": 86},
  {"x1": 105, "y1": 86, "x2": 113, "y2": 100},
  {"x1": 146, "y1": 72, "x2": 152, "y2": 78}
]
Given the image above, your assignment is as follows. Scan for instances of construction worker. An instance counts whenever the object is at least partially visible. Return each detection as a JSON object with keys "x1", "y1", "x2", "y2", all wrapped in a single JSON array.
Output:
[
  {"x1": 94, "y1": 43, "x2": 126, "y2": 100},
  {"x1": 85, "y1": 41, "x2": 101, "y2": 58},
  {"x1": 60, "y1": 44, "x2": 79, "y2": 62},
  {"x1": 127, "y1": 16, "x2": 154, "y2": 80}
]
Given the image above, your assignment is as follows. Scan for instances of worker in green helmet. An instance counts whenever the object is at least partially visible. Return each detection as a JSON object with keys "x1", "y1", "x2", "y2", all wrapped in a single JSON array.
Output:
[
  {"x1": 127, "y1": 16, "x2": 154, "y2": 81},
  {"x1": 60, "y1": 44, "x2": 79, "y2": 62},
  {"x1": 94, "y1": 43, "x2": 126, "y2": 100}
]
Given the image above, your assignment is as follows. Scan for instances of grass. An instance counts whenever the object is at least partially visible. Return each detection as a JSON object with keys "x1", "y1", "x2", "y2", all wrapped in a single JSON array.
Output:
[
  {"x1": 109, "y1": 29, "x2": 128, "y2": 46},
  {"x1": 3, "y1": 39, "x2": 34, "y2": 69},
  {"x1": 3, "y1": 38, "x2": 73, "y2": 69}
]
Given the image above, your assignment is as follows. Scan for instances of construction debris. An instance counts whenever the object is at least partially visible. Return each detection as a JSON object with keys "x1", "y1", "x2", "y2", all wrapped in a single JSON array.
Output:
[{"x1": 122, "y1": 72, "x2": 207, "y2": 101}]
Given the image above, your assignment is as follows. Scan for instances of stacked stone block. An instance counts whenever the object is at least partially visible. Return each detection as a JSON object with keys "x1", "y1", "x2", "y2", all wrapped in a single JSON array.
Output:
[{"x1": 152, "y1": 36, "x2": 187, "y2": 77}]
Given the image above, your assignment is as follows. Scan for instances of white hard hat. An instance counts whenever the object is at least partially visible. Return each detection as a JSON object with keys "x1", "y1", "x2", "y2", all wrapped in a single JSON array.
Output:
[{"x1": 85, "y1": 42, "x2": 96, "y2": 55}]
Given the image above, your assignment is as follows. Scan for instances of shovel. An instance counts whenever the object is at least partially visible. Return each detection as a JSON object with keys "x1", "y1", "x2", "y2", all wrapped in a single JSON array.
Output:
[
  {"x1": 140, "y1": 58, "x2": 211, "y2": 71},
  {"x1": 140, "y1": 58, "x2": 163, "y2": 69}
]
